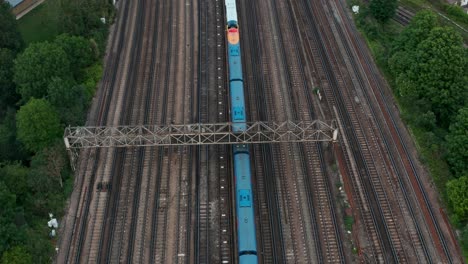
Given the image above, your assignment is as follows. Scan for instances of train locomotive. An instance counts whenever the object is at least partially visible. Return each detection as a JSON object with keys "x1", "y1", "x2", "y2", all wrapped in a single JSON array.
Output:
[{"x1": 225, "y1": 0, "x2": 258, "y2": 263}]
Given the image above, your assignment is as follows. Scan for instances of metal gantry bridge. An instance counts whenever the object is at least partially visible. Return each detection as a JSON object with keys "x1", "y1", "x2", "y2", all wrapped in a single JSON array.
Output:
[{"x1": 64, "y1": 120, "x2": 337, "y2": 169}]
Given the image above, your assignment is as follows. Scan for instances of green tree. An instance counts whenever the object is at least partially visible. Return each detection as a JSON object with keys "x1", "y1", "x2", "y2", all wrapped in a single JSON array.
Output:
[
  {"x1": 369, "y1": 0, "x2": 398, "y2": 23},
  {"x1": 390, "y1": 11, "x2": 438, "y2": 71},
  {"x1": 54, "y1": 34, "x2": 95, "y2": 77},
  {"x1": 391, "y1": 27, "x2": 466, "y2": 126},
  {"x1": 0, "y1": 109, "x2": 29, "y2": 162},
  {"x1": 0, "y1": 181, "x2": 17, "y2": 255},
  {"x1": 58, "y1": 0, "x2": 106, "y2": 37},
  {"x1": 392, "y1": 11, "x2": 438, "y2": 54},
  {"x1": 411, "y1": 27, "x2": 466, "y2": 124},
  {"x1": 47, "y1": 78, "x2": 87, "y2": 125},
  {"x1": 447, "y1": 176, "x2": 468, "y2": 220},
  {"x1": 14, "y1": 42, "x2": 70, "y2": 102},
  {"x1": 0, "y1": 49, "x2": 19, "y2": 118},
  {"x1": 0, "y1": 1, "x2": 23, "y2": 52},
  {"x1": 30, "y1": 142, "x2": 67, "y2": 189},
  {"x1": 1, "y1": 245, "x2": 32, "y2": 264},
  {"x1": 23, "y1": 227, "x2": 53, "y2": 264},
  {"x1": 16, "y1": 99, "x2": 62, "y2": 152},
  {"x1": 0, "y1": 163, "x2": 29, "y2": 204},
  {"x1": 446, "y1": 108, "x2": 468, "y2": 178}
]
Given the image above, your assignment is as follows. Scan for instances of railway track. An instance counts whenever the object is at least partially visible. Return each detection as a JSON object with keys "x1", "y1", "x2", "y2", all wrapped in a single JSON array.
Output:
[
  {"x1": 59, "y1": 0, "x2": 140, "y2": 261},
  {"x1": 239, "y1": 0, "x2": 346, "y2": 262},
  {"x1": 326, "y1": 1, "x2": 433, "y2": 261},
  {"x1": 102, "y1": 0, "x2": 161, "y2": 261},
  {"x1": 303, "y1": 0, "x2": 407, "y2": 261},
  {"x1": 196, "y1": 0, "x2": 233, "y2": 262},
  {"x1": 333, "y1": 0, "x2": 457, "y2": 261},
  {"x1": 237, "y1": 1, "x2": 283, "y2": 263},
  {"x1": 103, "y1": 0, "x2": 152, "y2": 261},
  {"x1": 275, "y1": 0, "x2": 346, "y2": 262},
  {"x1": 58, "y1": 0, "x2": 460, "y2": 262},
  {"x1": 283, "y1": 0, "x2": 458, "y2": 262},
  {"x1": 58, "y1": 0, "x2": 198, "y2": 262},
  {"x1": 267, "y1": 0, "x2": 315, "y2": 261},
  {"x1": 394, "y1": 6, "x2": 414, "y2": 26}
]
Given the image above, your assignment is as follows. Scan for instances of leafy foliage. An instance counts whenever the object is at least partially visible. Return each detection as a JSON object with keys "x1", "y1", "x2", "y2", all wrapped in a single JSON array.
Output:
[
  {"x1": 355, "y1": 6, "x2": 468, "y2": 259},
  {"x1": 0, "y1": 0, "x2": 110, "y2": 261},
  {"x1": 369, "y1": 0, "x2": 398, "y2": 23},
  {"x1": 22, "y1": 226, "x2": 53, "y2": 264},
  {"x1": 0, "y1": 163, "x2": 29, "y2": 203},
  {"x1": 446, "y1": 108, "x2": 468, "y2": 178},
  {"x1": 82, "y1": 63, "x2": 103, "y2": 100},
  {"x1": 0, "y1": 1, "x2": 24, "y2": 52},
  {"x1": 0, "y1": 181, "x2": 25, "y2": 256},
  {"x1": 30, "y1": 141, "x2": 68, "y2": 190},
  {"x1": 16, "y1": 99, "x2": 62, "y2": 152},
  {"x1": 0, "y1": 110, "x2": 29, "y2": 162},
  {"x1": 389, "y1": 18, "x2": 467, "y2": 127},
  {"x1": 14, "y1": 42, "x2": 70, "y2": 102},
  {"x1": 58, "y1": 0, "x2": 105, "y2": 37},
  {"x1": 54, "y1": 34, "x2": 96, "y2": 77},
  {"x1": 0, "y1": 245, "x2": 32, "y2": 264},
  {"x1": 0, "y1": 49, "x2": 19, "y2": 118},
  {"x1": 443, "y1": 4, "x2": 468, "y2": 25},
  {"x1": 55, "y1": 0, "x2": 113, "y2": 52},
  {"x1": 390, "y1": 11, "x2": 438, "y2": 56},
  {"x1": 447, "y1": 176, "x2": 468, "y2": 220},
  {"x1": 47, "y1": 78, "x2": 87, "y2": 125},
  {"x1": 411, "y1": 28, "x2": 466, "y2": 124}
]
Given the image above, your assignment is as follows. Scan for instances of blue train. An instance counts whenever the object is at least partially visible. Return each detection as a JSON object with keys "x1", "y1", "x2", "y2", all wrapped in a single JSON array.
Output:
[{"x1": 225, "y1": 1, "x2": 258, "y2": 263}]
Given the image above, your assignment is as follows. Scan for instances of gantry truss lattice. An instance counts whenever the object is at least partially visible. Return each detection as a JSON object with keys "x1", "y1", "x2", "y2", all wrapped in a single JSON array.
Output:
[
  {"x1": 64, "y1": 120, "x2": 337, "y2": 149},
  {"x1": 64, "y1": 120, "x2": 337, "y2": 170}
]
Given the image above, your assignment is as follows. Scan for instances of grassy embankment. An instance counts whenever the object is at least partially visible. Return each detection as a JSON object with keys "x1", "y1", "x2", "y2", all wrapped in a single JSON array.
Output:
[{"x1": 17, "y1": 1, "x2": 59, "y2": 44}]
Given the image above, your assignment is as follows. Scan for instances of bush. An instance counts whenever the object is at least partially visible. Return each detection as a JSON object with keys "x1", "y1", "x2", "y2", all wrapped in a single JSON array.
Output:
[
  {"x1": 82, "y1": 63, "x2": 103, "y2": 101},
  {"x1": 344, "y1": 215, "x2": 354, "y2": 230},
  {"x1": 16, "y1": 99, "x2": 62, "y2": 152},
  {"x1": 444, "y1": 4, "x2": 468, "y2": 25}
]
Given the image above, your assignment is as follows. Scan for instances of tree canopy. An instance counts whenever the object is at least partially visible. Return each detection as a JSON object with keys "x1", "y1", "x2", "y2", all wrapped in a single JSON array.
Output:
[
  {"x1": 446, "y1": 108, "x2": 468, "y2": 178},
  {"x1": 0, "y1": 163, "x2": 28, "y2": 203},
  {"x1": 0, "y1": 0, "x2": 111, "y2": 261},
  {"x1": 390, "y1": 11, "x2": 438, "y2": 58},
  {"x1": 47, "y1": 77, "x2": 87, "y2": 125},
  {"x1": 0, "y1": 1, "x2": 23, "y2": 52},
  {"x1": 412, "y1": 28, "x2": 466, "y2": 122},
  {"x1": 369, "y1": 0, "x2": 398, "y2": 23},
  {"x1": 0, "y1": 181, "x2": 20, "y2": 255},
  {"x1": 14, "y1": 42, "x2": 70, "y2": 102},
  {"x1": 54, "y1": 34, "x2": 95, "y2": 77},
  {"x1": 16, "y1": 98, "x2": 62, "y2": 152},
  {"x1": 0, "y1": 110, "x2": 28, "y2": 162},
  {"x1": 389, "y1": 21, "x2": 467, "y2": 127},
  {"x1": 0, "y1": 49, "x2": 19, "y2": 117},
  {"x1": 447, "y1": 176, "x2": 468, "y2": 220},
  {"x1": 58, "y1": 0, "x2": 106, "y2": 37},
  {"x1": 1, "y1": 245, "x2": 32, "y2": 264}
]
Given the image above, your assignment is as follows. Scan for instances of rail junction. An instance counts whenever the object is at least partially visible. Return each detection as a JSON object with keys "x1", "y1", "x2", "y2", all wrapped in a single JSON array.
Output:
[{"x1": 56, "y1": 0, "x2": 462, "y2": 262}]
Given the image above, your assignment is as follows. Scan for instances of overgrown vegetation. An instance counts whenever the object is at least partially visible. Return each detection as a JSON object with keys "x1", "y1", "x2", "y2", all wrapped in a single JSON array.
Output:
[
  {"x1": 401, "y1": 0, "x2": 468, "y2": 42},
  {"x1": 351, "y1": 0, "x2": 467, "y2": 258},
  {"x1": 0, "y1": 0, "x2": 114, "y2": 261},
  {"x1": 344, "y1": 215, "x2": 354, "y2": 231},
  {"x1": 369, "y1": 0, "x2": 398, "y2": 23}
]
